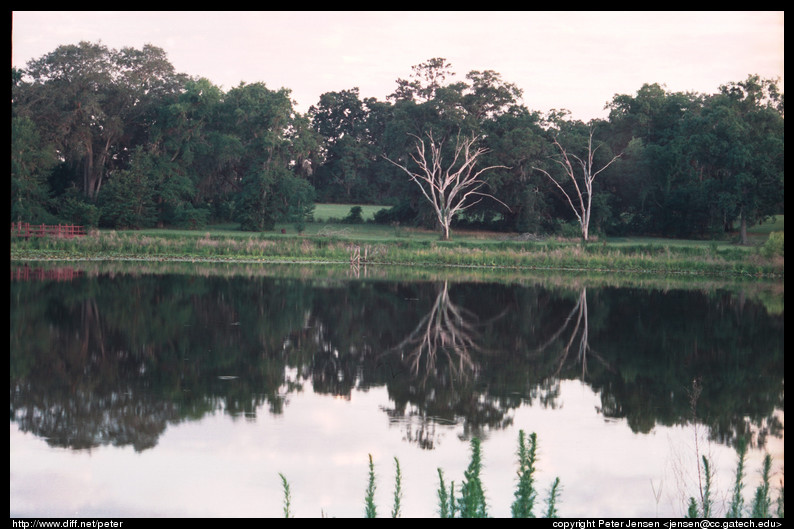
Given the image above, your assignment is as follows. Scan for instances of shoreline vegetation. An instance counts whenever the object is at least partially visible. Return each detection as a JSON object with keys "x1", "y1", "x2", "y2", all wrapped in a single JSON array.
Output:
[
  {"x1": 10, "y1": 222, "x2": 784, "y2": 280},
  {"x1": 10, "y1": 222, "x2": 784, "y2": 316}
]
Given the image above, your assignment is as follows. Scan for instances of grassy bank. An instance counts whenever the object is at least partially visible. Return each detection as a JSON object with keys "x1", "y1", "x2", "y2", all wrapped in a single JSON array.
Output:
[{"x1": 10, "y1": 223, "x2": 783, "y2": 279}]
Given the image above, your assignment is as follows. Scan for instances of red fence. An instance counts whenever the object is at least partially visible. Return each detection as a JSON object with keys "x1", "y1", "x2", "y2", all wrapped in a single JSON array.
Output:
[{"x1": 10, "y1": 222, "x2": 86, "y2": 239}]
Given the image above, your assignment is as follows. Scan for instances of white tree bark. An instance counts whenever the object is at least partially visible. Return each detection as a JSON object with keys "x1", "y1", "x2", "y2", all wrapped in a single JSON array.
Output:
[
  {"x1": 533, "y1": 128, "x2": 621, "y2": 241},
  {"x1": 384, "y1": 131, "x2": 509, "y2": 240}
]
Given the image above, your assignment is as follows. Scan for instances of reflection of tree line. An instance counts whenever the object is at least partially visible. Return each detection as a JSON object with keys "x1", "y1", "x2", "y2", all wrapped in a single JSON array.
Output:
[{"x1": 10, "y1": 275, "x2": 783, "y2": 452}]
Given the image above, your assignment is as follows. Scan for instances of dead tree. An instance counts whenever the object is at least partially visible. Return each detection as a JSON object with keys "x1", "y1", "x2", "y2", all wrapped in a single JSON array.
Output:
[
  {"x1": 384, "y1": 131, "x2": 509, "y2": 240},
  {"x1": 533, "y1": 127, "x2": 621, "y2": 241}
]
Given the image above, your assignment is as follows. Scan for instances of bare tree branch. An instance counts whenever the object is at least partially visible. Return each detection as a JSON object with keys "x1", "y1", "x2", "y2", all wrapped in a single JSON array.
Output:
[
  {"x1": 384, "y1": 131, "x2": 510, "y2": 240},
  {"x1": 533, "y1": 127, "x2": 621, "y2": 241}
]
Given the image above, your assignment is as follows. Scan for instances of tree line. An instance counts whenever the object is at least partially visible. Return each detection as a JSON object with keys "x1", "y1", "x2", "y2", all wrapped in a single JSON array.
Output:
[{"x1": 11, "y1": 43, "x2": 784, "y2": 242}]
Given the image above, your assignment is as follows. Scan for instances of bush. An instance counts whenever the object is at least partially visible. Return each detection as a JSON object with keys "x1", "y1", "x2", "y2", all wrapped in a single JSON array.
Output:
[
  {"x1": 374, "y1": 202, "x2": 418, "y2": 225},
  {"x1": 760, "y1": 231, "x2": 784, "y2": 258},
  {"x1": 168, "y1": 203, "x2": 210, "y2": 229},
  {"x1": 343, "y1": 206, "x2": 364, "y2": 224},
  {"x1": 553, "y1": 219, "x2": 582, "y2": 239},
  {"x1": 57, "y1": 186, "x2": 101, "y2": 228}
]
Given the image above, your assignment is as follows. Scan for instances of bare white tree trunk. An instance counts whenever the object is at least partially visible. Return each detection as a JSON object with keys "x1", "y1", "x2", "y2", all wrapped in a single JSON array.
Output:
[
  {"x1": 533, "y1": 128, "x2": 621, "y2": 241},
  {"x1": 384, "y1": 131, "x2": 509, "y2": 240}
]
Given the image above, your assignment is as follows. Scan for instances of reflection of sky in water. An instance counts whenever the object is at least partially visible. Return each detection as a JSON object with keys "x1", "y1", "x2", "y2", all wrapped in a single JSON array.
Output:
[{"x1": 10, "y1": 380, "x2": 783, "y2": 519}]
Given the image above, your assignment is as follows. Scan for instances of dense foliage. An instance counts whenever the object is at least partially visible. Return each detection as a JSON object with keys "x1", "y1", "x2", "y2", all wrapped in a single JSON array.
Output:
[{"x1": 12, "y1": 43, "x2": 784, "y2": 239}]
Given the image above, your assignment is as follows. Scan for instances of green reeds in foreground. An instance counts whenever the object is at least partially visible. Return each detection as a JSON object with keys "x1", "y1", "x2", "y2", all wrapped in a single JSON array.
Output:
[
  {"x1": 437, "y1": 430, "x2": 561, "y2": 518},
  {"x1": 391, "y1": 457, "x2": 403, "y2": 518},
  {"x1": 686, "y1": 456, "x2": 714, "y2": 518},
  {"x1": 545, "y1": 477, "x2": 562, "y2": 518},
  {"x1": 280, "y1": 431, "x2": 781, "y2": 518},
  {"x1": 750, "y1": 454, "x2": 773, "y2": 518},
  {"x1": 278, "y1": 472, "x2": 292, "y2": 518},
  {"x1": 687, "y1": 445, "x2": 783, "y2": 519},
  {"x1": 458, "y1": 437, "x2": 487, "y2": 518},
  {"x1": 365, "y1": 453, "x2": 377, "y2": 518},
  {"x1": 511, "y1": 430, "x2": 538, "y2": 517},
  {"x1": 277, "y1": 431, "x2": 562, "y2": 517},
  {"x1": 726, "y1": 440, "x2": 748, "y2": 518},
  {"x1": 364, "y1": 454, "x2": 403, "y2": 518},
  {"x1": 436, "y1": 468, "x2": 455, "y2": 518}
]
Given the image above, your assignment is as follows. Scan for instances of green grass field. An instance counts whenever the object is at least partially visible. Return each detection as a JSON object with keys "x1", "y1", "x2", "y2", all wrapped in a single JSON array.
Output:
[
  {"x1": 311, "y1": 204, "x2": 389, "y2": 222},
  {"x1": 746, "y1": 214, "x2": 784, "y2": 235},
  {"x1": 136, "y1": 208, "x2": 782, "y2": 250},
  {"x1": 293, "y1": 208, "x2": 784, "y2": 249}
]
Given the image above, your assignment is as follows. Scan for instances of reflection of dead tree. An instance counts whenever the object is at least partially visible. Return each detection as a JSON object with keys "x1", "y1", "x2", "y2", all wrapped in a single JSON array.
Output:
[
  {"x1": 349, "y1": 244, "x2": 368, "y2": 278},
  {"x1": 404, "y1": 419, "x2": 437, "y2": 450},
  {"x1": 383, "y1": 407, "x2": 441, "y2": 450},
  {"x1": 386, "y1": 281, "x2": 491, "y2": 387},
  {"x1": 534, "y1": 287, "x2": 613, "y2": 380}
]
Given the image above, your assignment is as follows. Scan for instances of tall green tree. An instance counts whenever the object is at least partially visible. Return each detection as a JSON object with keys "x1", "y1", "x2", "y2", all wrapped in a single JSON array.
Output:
[
  {"x1": 11, "y1": 116, "x2": 57, "y2": 222},
  {"x1": 97, "y1": 147, "x2": 157, "y2": 229},
  {"x1": 220, "y1": 82, "x2": 316, "y2": 231},
  {"x1": 14, "y1": 41, "x2": 184, "y2": 200},
  {"x1": 309, "y1": 88, "x2": 375, "y2": 202},
  {"x1": 476, "y1": 107, "x2": 549, "y2": 232},
  {"x1": 381, "y1": 59, "x2": 519, "y2": 229},
  {"x1": 387, "y1": 57, "x2": 474, "y2": 140},
  {"x1": 683, "y1": 75, "x2": 784, "y2": 244},
  {"x1": 462, "y1": 69, "x2": 524, "y2": 122},
  {"x1": 604, "y1": 84, "x2": 701, "y2": 236},
  {"x1": 390, "y1": 57, "x2": 459, "y2": 104},
  {"x1": 148, "y1": 77, "x2": 230, "y2": 226}
]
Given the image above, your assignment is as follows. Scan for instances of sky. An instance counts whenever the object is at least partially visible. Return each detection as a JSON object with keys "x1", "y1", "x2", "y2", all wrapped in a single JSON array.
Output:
[{"x1": 10, "y1": 11, "x2": 784, "y2": 122}]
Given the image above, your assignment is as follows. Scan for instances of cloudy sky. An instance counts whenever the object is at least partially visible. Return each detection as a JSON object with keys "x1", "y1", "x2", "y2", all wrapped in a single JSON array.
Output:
[{"x1": 11, "y1": 11, "x2": 784, "y2": 121}]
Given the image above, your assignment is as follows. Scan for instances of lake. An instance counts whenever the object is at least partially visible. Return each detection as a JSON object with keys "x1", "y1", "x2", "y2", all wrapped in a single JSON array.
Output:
[{"x1": 10, "y1": 262, "x2": 784, "y2": 518}]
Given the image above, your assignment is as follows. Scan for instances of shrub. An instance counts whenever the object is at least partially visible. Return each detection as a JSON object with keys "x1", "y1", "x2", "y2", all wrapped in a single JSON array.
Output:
[
  {"x1": 343, "y1": 206, "x2": 364, "y2": 224},
  {"x1": 57, "y1": 186, "x2": 100, "y2": 228},
  {"x1": 760, "y1": 231, "x2": 784, "y2": 258}
]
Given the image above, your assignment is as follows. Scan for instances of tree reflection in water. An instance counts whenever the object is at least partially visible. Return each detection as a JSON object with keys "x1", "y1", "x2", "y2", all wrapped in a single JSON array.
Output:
[
  {"x1": 9, "y1": 268, "x2": 784, "y2": 453},
  {"x1": 386, "y1": 281, "x2": 486, "y2": 387},
  {"x1": 532, "y1": 287, "x2": 614, "y2": 381},
  {"x1": 377, "y1": 280, "x2": 520, "y2": 448}
]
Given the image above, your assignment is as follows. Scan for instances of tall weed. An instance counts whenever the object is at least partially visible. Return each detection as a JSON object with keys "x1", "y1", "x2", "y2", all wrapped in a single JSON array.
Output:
[{"x1": 364, "y1": 453, "x2": 377, "y2": 518}]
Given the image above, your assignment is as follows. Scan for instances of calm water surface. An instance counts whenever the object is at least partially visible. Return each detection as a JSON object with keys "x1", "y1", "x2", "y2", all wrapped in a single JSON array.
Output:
[{"x1": 10, "y1": 264, "x2": 784, "y2": 518}]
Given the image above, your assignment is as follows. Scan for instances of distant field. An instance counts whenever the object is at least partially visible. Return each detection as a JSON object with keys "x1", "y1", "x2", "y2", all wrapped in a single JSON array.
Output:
[
  {"x1": 129, "y1": 208, "x2": 783, "y2": 248},
  {"x1": 312, "y1": 204, "x2": 388, "y2": 222},
  {"x1": 746, "y1": 214, "x2": 784, "y2": 235}
]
